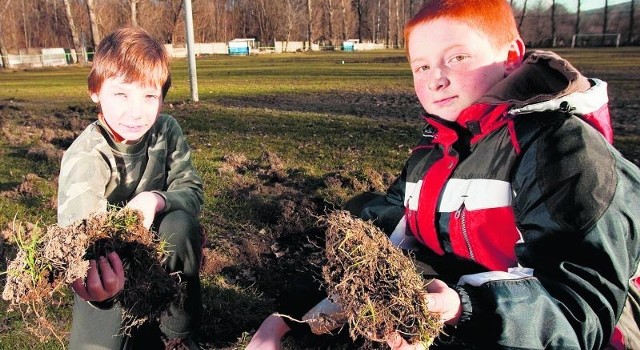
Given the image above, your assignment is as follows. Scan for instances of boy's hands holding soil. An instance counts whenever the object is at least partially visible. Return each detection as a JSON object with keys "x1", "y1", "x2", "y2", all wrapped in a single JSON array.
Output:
[
  {"x1": 387, "y1": 279, "x2": 462, "y2": 350},
  {"x1": 71, "y1": 191, "x2": 164, "y2": 302},
  {"x1": 72, "y1": 251, "x2": 125, "y2": 302},
  {"x1": 126, "y1": 191, "x2": 166, "y2": 229}
]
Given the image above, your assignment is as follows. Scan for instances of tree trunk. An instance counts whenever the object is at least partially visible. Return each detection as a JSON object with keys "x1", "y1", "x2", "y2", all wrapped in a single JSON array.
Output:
[
  {"x1": 86, "y1": 0, "x2": 101, "y2": 47},
  {"x1": 395, "y1": 0, "x2": 400, "y2": 47},
  {"x1": 62, "y1": 0, "x2": 86, "y2": 64},
  {"x1": 21, "y1": 0, "x2": 30, "y2": 49},
  {"x1": 0, "y1": 23, "x2": 9, "y2": 68},
  {"x1": 169, "y1": 0, "x2": 185, "y2": 44},
  {"x1": 630, "y1": 0, "x2": 635, "y2": 44},
  {"x1": 307, "y1": 0, "x2": 312, "y2": 50},
  {"x1": 130, "y1": 0, "x2": 139, "y2": 26},
  {"x1": 353, "y1": 0, "x2": 364, "y2": 43},
  {"x1": 374, "y1": 0, "x2": 381, "y2": 43},
  {"x1": 341, "y1": 0, "x2": 347, "y2": 41},
  {"x1": 386, "y1": 0, "x2": 391, "y2": 47},
  {"x1": 575, "y1": 0, "x2": 581, "y2": 35},
  {"x1": 0, "y1": 0, "x2": 12, "y2": 68},
  {"x1": 551, "y1": 0, "x2": 556, "y2": 46},
  {"x1": 518, "y1": 0, "x2": 528, "y2": 32},
  {"x1": 327, "y1": 0, "x2": 335, "y2": 46},
  {"x1": 603, "y1": 0, "x2": 609, "y2": 35}
]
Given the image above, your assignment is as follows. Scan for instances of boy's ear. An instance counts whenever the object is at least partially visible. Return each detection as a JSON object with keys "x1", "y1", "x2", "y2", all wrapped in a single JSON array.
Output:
[
  {"x1": 90, "y1": 92, "x2": 99, "y2": 103},
  {"x1": 504, "y1": 38, "x2": 525, "y2": 75}
]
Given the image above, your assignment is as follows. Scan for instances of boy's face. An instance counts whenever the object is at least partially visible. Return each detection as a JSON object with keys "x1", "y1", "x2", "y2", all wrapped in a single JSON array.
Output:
[
  {"x1": 408, "y1": 18, "x2": 518, "y2": 121},
  {"x1": 91, "y1": 76, "x2": 162, "y2": 143}
]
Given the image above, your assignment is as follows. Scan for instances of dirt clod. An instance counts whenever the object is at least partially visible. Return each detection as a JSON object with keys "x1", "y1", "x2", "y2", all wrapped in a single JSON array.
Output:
[
  {"x1": 321, "y1": 210, "x2": 443, "y2": 347},
  {"x1": 2, "y1": 208, "x2": 181, "y2": 338}
]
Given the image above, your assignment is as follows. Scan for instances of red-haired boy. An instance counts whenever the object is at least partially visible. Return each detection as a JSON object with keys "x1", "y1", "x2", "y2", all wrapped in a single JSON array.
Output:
[{"x1": 248, "y1": 0, "x2": 640, "y2": 349}]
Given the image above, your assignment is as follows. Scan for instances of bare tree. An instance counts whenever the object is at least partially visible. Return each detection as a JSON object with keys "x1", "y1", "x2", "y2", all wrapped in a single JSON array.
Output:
[
  {"x1": 373, "y1": 0, "x2": 382, "y2": 43},
  {"x1": 352, "y1": 0, "x2": 364, "y2": 42},
  {"x1": 551, "y1": 0, "x2": 556, "y2": 46},
  {"x1": 284, "y1": 0, "x2": 295, "y2": 46},
  {"x1": 341, "y1": 0, "x2": 348, "y2": 40},
  {"x1": 307, "y1": 0, "x2": 312, "y2": 49},
  {"x1": 86, "y1": 0, "x2": 100, "y2": 46},
  {"x1": 20, "y1": 0, "x2": 30, "y2": 49},
  {"x1": 130, "y1": 0, "x2": 139, "y2": 26},
  {"x1": 518, "y1": 0, "x2": 528, "y2": 32},
  {"x1": 165, "y1": 0, "x2": 185, "y2": 43},
  {"x1": 630, "y1": 0, "x2": 636, "y2": 43},
  {"x1": 0, "y1": 0, "x2": 12, "y2": 68},
  {"x1": 603, "y1": 0, "x2": 609, "y2": 35},
  {"x1": 62, "y1": 0, "x2": 86, "y2": 64},
  {"x1": 575, "y1": 0, "x2": 581, "y2": 35},
  {"x1": 395, "y1": 0, "x2": 401, "y2": 47},
  {"x1": 386, "y1": 0, "x2": 391, "y2": 46},
  {"x1": 326, "y1": 0, "x2": 335, "y2": 45}
]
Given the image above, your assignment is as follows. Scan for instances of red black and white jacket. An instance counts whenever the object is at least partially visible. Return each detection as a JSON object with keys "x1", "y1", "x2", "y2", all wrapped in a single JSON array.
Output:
[{"x1": 361, "y1": 51, "x2": 640, "y2": 349}]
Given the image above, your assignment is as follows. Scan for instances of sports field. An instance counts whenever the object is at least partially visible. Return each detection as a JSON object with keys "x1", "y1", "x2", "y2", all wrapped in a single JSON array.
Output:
[{"x1": 1, "y1": 48, "x2": 639, "y2": 349}]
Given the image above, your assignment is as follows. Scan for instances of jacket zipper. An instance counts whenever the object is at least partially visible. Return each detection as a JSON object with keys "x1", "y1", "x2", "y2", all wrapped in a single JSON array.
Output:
[{"x1": 455, "y1": 204, "x2": 475, "y2": 260}]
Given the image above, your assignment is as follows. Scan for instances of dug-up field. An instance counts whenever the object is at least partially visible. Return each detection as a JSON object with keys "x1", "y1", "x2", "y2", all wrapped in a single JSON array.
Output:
[{"x1": 1, "y1": 48, "x2": 639, "y2": 349}]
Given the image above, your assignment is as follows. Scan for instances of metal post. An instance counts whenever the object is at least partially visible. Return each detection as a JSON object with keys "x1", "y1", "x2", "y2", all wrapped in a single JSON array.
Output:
[{"x1": 184, "y1": 0, "x2": 199, "y2": 102}]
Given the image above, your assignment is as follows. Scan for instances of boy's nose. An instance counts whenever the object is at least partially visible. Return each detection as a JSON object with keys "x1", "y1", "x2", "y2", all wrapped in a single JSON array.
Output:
[
  {"x1": 428, "y1": 68, "x2": 448, "y2": 91},
  {"x1": 127, "y1": 98, "x2": 145, "y2": 118}
]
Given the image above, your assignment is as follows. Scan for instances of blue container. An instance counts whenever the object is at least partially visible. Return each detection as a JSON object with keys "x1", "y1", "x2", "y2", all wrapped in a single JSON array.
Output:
[
  {"x1": 342, "y1": 42, "x2": 354, "y2": 52},
  {"x1": 228, "y1": 46, "x2": 250, "y2": 56}
]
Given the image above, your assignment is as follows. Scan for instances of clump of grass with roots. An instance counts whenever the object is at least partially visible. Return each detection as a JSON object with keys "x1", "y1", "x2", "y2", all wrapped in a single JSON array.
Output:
[
  {"x1": 321, "y1": 210, "x2": 443, "y2": 347},
  {"x1": 2, "y1": 207, "x2": 181, "y2": 344}
]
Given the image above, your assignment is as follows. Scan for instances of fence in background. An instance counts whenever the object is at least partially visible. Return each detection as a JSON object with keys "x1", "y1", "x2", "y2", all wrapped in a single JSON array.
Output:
[{"x1": 1, "y1": 41, "x2": 389, "y2": 68}]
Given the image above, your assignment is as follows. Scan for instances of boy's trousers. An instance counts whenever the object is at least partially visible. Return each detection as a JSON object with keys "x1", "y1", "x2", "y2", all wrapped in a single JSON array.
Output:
[{"x1": 69, "y1": 209, "x2": 203, "y2": 350}]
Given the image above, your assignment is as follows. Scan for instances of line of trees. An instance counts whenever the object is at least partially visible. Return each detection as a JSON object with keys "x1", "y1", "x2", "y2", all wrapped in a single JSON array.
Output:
[{"x1": 0, "y1": 0, "x2": 638, "y2": 62}]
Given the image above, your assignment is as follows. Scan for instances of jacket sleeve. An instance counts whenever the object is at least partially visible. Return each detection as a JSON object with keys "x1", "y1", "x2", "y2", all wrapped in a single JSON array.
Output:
[
  {"x1": 152, "y1": 116, "x2": 204, "y2": 218},
  {"x1": 451, "y1": 116, "x2": 640, "y2": 349},
  {"x1": 57, "y1": 138, "x2": 111, "y2": 227},
  {"x1": 360, "y1": 163, "x2": 407, "y2": 235}
]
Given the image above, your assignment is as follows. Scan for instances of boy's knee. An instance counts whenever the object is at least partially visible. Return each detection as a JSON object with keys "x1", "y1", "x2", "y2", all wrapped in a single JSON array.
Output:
[
  {"x1": 156, "y1": 211, "x2": 201, "y2": 243},
  {"x1": 154, "y1": 210, "x2": 203, "y2": 269}
]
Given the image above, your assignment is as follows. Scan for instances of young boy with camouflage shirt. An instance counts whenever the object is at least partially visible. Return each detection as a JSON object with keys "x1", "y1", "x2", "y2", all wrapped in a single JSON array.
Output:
[{"x1": 58, "y1": 27, "x2": 203, "y2": 350}]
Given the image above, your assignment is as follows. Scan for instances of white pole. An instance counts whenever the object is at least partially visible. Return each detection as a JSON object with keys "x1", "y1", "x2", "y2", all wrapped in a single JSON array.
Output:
[{"x1": 184, "y1": 0, "x2": 199, "y2": 102}]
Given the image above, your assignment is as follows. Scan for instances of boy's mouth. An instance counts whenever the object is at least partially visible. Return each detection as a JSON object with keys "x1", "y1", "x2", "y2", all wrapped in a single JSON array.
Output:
[
  {"x1": 122, "y1": 125, "x2": 145, "y2": 133},
  {"x1": 433, "y1": 96, "x2": 456, "y2": 107}
]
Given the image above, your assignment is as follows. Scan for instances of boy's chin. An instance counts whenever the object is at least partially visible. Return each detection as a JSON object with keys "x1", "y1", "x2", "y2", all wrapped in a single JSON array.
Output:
[{"x1": 426, "y1": 111, "x2": 460, "y2": 122}]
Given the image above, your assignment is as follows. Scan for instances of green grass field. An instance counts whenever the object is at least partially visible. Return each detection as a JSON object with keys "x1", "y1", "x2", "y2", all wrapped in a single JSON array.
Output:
[{"x1": 1, "y1": 48, "x2": 639, "y2": 349}]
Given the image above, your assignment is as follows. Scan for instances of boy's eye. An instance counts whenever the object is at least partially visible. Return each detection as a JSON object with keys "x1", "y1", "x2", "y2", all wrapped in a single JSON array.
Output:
[
  {"x1": 146, "y1": 95, "x2": 160, "y2": 100},
  {"x1": 416, "y1": 65, "x2": 430, "y2": 72},
  {"x1": 449, "y1": 55, "x2": 469, "y2": 63}
]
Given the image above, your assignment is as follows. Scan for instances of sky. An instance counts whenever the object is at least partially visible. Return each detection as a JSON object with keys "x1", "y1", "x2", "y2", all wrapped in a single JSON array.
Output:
[{"x1": 512, "y1": 0, "x2": 632, "y2": 12}]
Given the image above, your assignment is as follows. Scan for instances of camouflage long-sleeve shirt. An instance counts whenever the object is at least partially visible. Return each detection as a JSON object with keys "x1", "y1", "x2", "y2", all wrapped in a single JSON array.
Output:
[{"x1": 57, "y1": 113, "x2": 204, "y2": 227}]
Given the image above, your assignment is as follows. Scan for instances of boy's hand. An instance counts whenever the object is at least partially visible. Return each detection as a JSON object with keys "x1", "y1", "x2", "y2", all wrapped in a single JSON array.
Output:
[
  {"x1": 424, "y1": 278, "x2": 462, "y2": 326},
  {"x1": 72, "y1": 251, "x2": 125, "y2": 302},
  {"x1": 387, "y1": 333, "x2": 427, "y2": 350},
  {"x1": 246, "y1": 313, "x2": 290, "y2": 350},
  {"x1": 386, "y1": 279, "x2": 461, "y2": 349},
  {"x1": 126, "y1": 191, "x2": 165, "y2": 229}
]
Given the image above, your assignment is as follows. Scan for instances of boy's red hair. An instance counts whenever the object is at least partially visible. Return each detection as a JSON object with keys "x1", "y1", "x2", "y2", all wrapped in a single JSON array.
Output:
[
  {"x1": 88, "y1": 27, "x2": 171, "y2": 99},
  {"x1": 404, "y1": 0, "x2": 520, "y2": 56}
]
